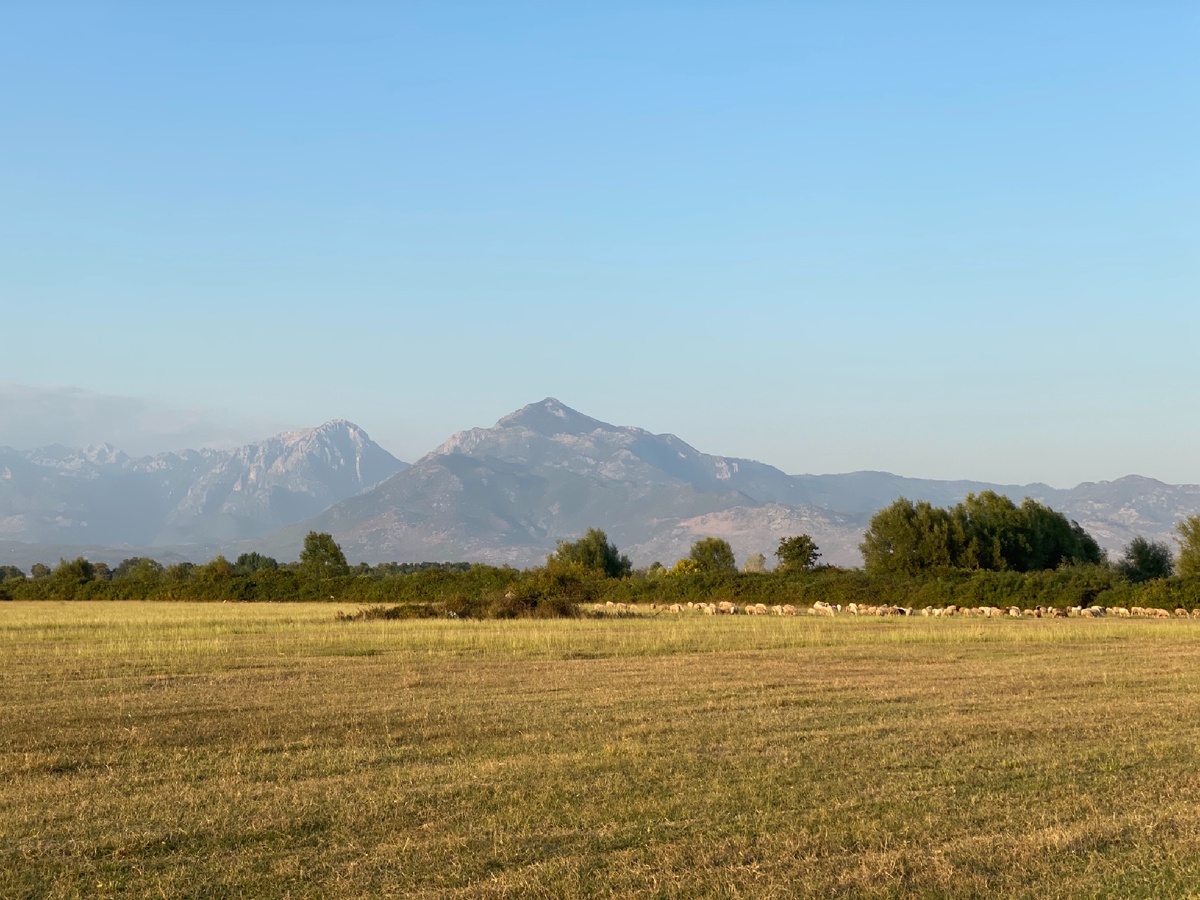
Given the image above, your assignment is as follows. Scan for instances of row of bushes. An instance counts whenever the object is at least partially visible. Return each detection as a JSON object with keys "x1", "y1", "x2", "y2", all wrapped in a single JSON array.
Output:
[{"x1": 3, "y1": 555, "x2": 1199, "y2": 616}]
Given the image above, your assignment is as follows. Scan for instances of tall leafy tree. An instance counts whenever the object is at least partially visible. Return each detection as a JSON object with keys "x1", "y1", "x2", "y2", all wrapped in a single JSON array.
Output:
[
  {"x1": 1117, "y1": 536, "x2": 1174, "y2": 583},
  {"x1": 775, "y1": 535, "x2": 821, "y2": 572},
  {"x1": 863, "y1": 493, "x2": 1102, "y2": 575},
  {"x1": 113, "y1": 557, "x2": 165, "y2": 586},
  {"x1": 1176, "y1": 515, "x2": 1200, "y2": 578},
  {"x1": 548, "y1": 528, "x2": 632, "y2": 578},
  {"x1": 48, "y1": 557, "x2": 97, "y2": 598},
  {"x1": 300, "y1": 532, "x2": 350, "y2": 578},
  {"x1": 0, "y1": 565, "x2": 25, "y2": 583},
  {"x1": 689, "y1": 537, "x2": 737, "y2": 574},
  {"x1": 234, "y1": 552, "x2": 279, "y2": 575},
  {"x1": 861, "y1": 498, "x2": 946, "y2": 576}
]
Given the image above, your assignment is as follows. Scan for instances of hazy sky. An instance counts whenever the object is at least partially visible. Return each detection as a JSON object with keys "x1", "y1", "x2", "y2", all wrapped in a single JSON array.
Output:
[{"x1": 3, "y1": 3, "x2": 1197, "y2": 485}]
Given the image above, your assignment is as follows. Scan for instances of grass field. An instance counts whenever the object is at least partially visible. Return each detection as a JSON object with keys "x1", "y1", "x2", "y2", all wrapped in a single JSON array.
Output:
[{"x1": 4, "y1": 602, "x2": 1200, "y2": 898}]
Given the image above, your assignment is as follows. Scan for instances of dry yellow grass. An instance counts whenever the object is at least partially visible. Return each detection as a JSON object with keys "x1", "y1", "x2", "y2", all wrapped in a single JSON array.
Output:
[{"x1": 3, "y1": 602, "x2": 1200, "y2": 898}]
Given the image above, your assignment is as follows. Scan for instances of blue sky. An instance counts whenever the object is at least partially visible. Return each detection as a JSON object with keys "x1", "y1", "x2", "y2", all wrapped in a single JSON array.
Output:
[{"x1": 2, "y1": 3, "x2": 1197, "y2": 485}]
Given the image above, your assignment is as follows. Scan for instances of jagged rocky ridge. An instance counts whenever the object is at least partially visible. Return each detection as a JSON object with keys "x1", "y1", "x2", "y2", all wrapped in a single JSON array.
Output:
[
  {"x1": 254, "y1": 399, "x2": 1200, "y2": 569},
  {"x1": 0, "y1": 420, "x2": 406, "y2": 549},
  {"x1": 4, "y1": 398, "x2": 1199, "y2": 569}
]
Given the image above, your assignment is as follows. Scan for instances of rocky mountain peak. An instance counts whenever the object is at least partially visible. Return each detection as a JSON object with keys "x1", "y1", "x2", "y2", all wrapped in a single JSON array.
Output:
[
  {"x1": 279, "y1": 418, "x2": 360, "y2": 443},
  {"x1": 80, "y1": 443, "x2": 128, "y2": 466},
  {"x1": 494, "y1": 397, "x2": 612, "y2": 437}
]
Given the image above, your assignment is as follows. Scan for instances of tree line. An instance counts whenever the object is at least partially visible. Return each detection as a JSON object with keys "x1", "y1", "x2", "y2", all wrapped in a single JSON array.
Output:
[{"x1": 2, "y1": 495, "x2": 1199, "y2": 616}]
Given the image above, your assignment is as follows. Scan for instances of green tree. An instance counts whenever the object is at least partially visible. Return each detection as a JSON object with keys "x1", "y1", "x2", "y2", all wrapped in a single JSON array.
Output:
[
  {"x1": 861, "y1": 498, "x2": 932, "y2": 576},
  {"x1": 49, "y1": 557, "x2": 97, "y2": 598},
  {"x1": 300, "y1": 532, "x2": 349, "y2": 579},
  {"x1": 164, "y1": 562, "x2": 196, "y2": 584},
  {"x1": 113, "y1": 557, "x2": 157, "y2": 579},
  {"x1": 1117, "y1": 536, "x2": 1174, "y2": 583},
  {"x1": 775, "y1": 535, "x2": 820, "y2": 572},
  {"x1": 547, "y1": 528, "x2": 632, "y2": 578},
  {"x1": 863, "y1": 493, "x2": 1101, "y2": 576},
  {"x1": 113, "y1": 557, "x2": 165, "y2": 586},
  {"x1": 53, "y1": 556, "x2": 96, "y2": 585},
  {"x1": 29, "y1": 563, "x2": 51, "y2": 579},
  {"x1": 689, "y1": 537, "x2": 736, "y2": 574},
  {"x1": 234, "y1": 552, "x2": 279, "y2": 576},
  {"x1": 197, "y1": 555, "x2": 235, "y2": 582},
  {"x1": 1176, "y1": 515, "x2": 1200, "y2": 578},
  {"x1": 1014, "y1": 499, "x2": 1103, "y2": 570},
  {"x1": 952, "y1": 492, "x2": 1025, "y2": 571},
  {"x1": 0, "y1": 565, "x2": 25, "y2": 583}
]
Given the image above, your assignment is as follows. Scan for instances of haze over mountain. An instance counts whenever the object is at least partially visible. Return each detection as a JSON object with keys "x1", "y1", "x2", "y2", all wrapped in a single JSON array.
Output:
[
  {"x1": 0, "y1": 421, "x2": 406, "y2": 554},
  {"x1": 254, "y1": 399, "x2": 1200, "y2": 569},
  {"x1": 0, "y1": 382, "x2": 278, "y2": 457},
  {"x1": 3, "y1": 398, "x2": 1198, "y2": 571}
]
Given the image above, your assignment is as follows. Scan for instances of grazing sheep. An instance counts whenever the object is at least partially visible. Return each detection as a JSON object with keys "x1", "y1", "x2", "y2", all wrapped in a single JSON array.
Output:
[
  {"x1": 782, "y1": 604, "x2": 797, "y2": 616},
  {"x1": 1008, "y1": 606, "x2": 1022, "y2": 618},
  {"x1": 1177, "y1": 608, "x2": 1189, "y2": 618}
]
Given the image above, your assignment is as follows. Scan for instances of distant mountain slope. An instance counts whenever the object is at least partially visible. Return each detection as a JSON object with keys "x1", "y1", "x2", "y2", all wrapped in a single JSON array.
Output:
[
  {"x1": 784, "y1": 471, "x2": 1040, "y2": 515},
  {"x1": 0, "y1": 421, "x2": 406, "y2": 549},
  {"x1": 1027, "y1": 476, "x2": 1200, "y2": 554},
  {"x1": 6, "y1": 398, "x2": 1199, "y2": 569},
  {"x1": 257, "y1": 399, "x2": 1200, "y2": 568}
]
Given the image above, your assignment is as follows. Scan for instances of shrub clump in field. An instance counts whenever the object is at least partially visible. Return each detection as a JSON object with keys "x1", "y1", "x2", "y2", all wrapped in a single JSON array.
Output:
[{"x1": 335, "y1": 604, "x2": 438, "y2": 622}]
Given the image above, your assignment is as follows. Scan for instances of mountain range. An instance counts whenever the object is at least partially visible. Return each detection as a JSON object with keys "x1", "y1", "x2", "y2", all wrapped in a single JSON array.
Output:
[
  {"x1": 3, "y1": 398, "x2": 1198, "y2": 570},
  {"x1": 0, "y1": 420, "x2": 405, "y2": 561}
]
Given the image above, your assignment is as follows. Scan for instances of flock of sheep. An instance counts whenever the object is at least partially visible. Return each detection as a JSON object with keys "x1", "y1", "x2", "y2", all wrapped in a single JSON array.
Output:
[{"x1": 594, "y1": 600, "x2": 1199, "y2": 619}]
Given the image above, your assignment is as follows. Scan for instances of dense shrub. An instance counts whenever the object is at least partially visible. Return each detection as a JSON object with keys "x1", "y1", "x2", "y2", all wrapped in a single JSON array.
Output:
[{"x1": 8, "y1": 540, "x2": 1199, "y2": 617}]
